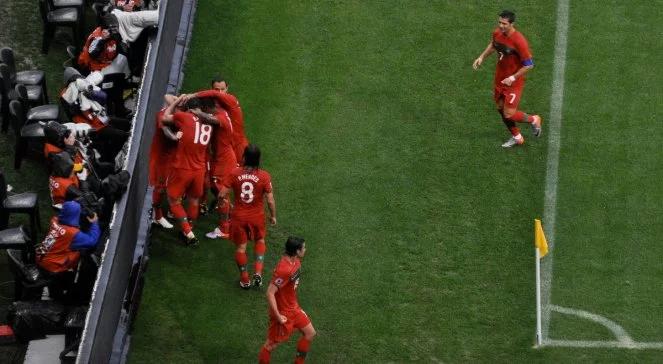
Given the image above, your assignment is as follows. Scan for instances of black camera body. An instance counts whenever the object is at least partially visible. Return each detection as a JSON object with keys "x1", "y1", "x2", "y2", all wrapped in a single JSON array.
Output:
[{"x1": 76, "y1": 192, "x2": 103, "y2": 219}]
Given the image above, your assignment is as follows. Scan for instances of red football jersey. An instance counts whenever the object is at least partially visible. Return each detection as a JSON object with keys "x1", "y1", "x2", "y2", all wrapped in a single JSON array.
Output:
[
  {"x1": 196, "y1": 89, "x2": 247, "y2": 146},
  {"x1": 211, "y1": 108, "x2": 235, "y2": 162},
  {"x1": 149, "y1": 109, "x2": 178, "y2": 185},
  {"x1": 492, "y1": 28, "x2": 532, "y2": 87},
  {"x1": 223, "y1": 167, "x2": 272, "y2": 219},
  {"x1": 271, "y1": 256, "x2": 302, "y2": 314},
  {"x1": 170, "y1": 111, "x2": 212, "y2": 171}
]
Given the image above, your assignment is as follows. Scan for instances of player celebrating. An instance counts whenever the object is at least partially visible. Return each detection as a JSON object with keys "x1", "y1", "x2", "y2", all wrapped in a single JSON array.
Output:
[
  {"x1": 218, "y1": 144, "x2": 276, "y2": 288},
  {"x1": 194, "y1": 76, "x2": 248, "y2": 164},
  {"x1": 148, "y1": 94, "x2": 181, "y2": 229},
  {"x1": 161, "y1": 95, "x2": 215, "y2": 246},
  {"x1": 258, "y1": 237, "x2": 316, "y2": 364},
  {"x1": 203, "y1": 101, "x2": 236, "y2": 240},
  {"x1": 178, "y1": 92, "x2": 237, "y2": 240},
  {"x1": 473, "y1": 9, "x2": 542, "y2": 148}
]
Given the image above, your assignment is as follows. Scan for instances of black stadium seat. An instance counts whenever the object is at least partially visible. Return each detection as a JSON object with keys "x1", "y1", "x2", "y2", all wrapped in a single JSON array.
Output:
[
  {"x1": 0, "y1": 48, "x2": 48, "y2": 105},
  {"x1": 38, "y1": 0, "x2": 82, "y2": 54},
  {"x1": 8, "y1": 100, "x2": 47, "y2": 170},
  {"x1": 0, "y1": 170, "x2": 41, "y2": 244},
  {"x1": 14, "y1": 84, "x2": 60, "y2": 124}
]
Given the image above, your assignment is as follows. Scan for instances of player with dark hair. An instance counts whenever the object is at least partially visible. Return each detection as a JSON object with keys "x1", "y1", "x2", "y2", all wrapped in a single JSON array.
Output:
[
  {"x1": 218, "y1": 144, "x2": 276, "y2": 288},
  {"x1": 195, "y1": 94, "x2": 237, "y2": 239},
  {"x1": 194, "y1": 76, "x2": 248, "y2": 163},
  {"x1": 179, "y1": 92, "x2": 236, "y2": 238},
  {"x1": 161, "y1": 95, "x2": 215, "y2": 246},
  {"x1": 258, "y1": 236, "x2": 316, "y2": 364},
  {"x1": 473, "y1": 9, "x2": 542, "y2": 147},
  {"x1": 148, "y1": 94, "x2": 181, "y2": 229}
]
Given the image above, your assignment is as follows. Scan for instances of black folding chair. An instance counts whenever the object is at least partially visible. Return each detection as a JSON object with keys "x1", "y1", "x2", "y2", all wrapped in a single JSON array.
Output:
[
  {"x1": 0, "y1": 48, "x2": 48, "y2": 105},
  {"x1": 7, "y1": 249, "x2": 52, "y2": 300},
  {"x1": 38, "y1": 0, "x2": 82, "y2": 54},
  {"x1": 14, "y1": 84, "x2": 61, "y2": 124},
  {"x1": 0, "y1": 63, "x2": 12, "y2": 133},
  {"x1": 0, "y1": 171, "x2": 41, "y2": 244},
  {"x1": 8, "y1": 100, "x2": 47, "y2": 170}
]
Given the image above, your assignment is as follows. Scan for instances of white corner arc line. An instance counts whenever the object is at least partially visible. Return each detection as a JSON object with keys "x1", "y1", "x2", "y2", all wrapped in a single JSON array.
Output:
[
  {"x1": 550, "y1": 305, "x2": 634, "y2": 345},
  {"x1": 540, "y1": 0, "x2": 570, "y2": 340},
  {"x1": 546, "y1": 303, "x2": 663, "y2": 349}
]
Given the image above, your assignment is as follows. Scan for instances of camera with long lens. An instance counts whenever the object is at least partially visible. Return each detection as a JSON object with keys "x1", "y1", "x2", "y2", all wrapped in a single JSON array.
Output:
[{"x1": 75, "y1": 191, "x2": 104, "y2": 231}]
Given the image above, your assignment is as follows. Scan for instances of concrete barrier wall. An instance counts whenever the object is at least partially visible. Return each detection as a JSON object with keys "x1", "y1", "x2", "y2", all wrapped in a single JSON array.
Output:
[{"x1": 76, "y1": 1, "x2": 197, "y2": 362}]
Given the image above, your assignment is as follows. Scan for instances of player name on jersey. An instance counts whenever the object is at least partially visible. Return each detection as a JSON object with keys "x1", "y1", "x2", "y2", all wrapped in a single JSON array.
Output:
[{"x1": 238, "y1": 174, "x2": 260, "y2": 183}]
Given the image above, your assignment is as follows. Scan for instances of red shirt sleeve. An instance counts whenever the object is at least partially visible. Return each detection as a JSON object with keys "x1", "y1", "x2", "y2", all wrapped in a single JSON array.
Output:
[
  {"x1": 155, "y1": 110, "x2": 166, "y2": 129},
  {"x1": 271, "y1": 266, "x2": 289, "y2": 288},
  {"x1": 491, "y1": 28, "x2": 500, "y2": 42},
  {"x1": 196, "y1": 89, "x2": 234, "y2": 108},
  {"x1": 514, "y1": 33, "x2": 532, "y2": 61},
  {"x1": 263, "y1": 172, "x2": 273, "y2": 194}
]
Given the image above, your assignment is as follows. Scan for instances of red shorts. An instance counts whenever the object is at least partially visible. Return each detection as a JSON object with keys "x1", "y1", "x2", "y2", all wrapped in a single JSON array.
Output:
[
  {"x1": 203, "y1": 164, "x2": 211, "y2": 191},
  {"x1": 148, "y1": 154, "x2": 173, "y2": 189},
  {"x1": 166, "y1": 168, "x2": 206, "y2": 200},
  {"x1": 210, "y1": 160, "x2": 237, "y2": 191},
  {"x1": 493, "y1": 83, "x2": 525, "y2": 108},
  {"x1": 230, "y1": 214, "x2": 266, "y2": 245},
  {"x1": 267, "y1": 309, "x2": 311, "y2": 344}
]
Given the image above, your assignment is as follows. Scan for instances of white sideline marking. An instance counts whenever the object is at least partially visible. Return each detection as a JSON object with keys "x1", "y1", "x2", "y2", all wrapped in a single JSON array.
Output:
[
  {"x1": 546, "y1": 340, "x2": 663, "y2": 349},
  {"x1": 540, "y1": 0, "x2": 570, "y2": 340}
]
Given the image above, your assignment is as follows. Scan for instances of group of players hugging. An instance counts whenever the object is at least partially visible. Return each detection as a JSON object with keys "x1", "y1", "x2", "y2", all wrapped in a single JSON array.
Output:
[{"x1": 148, "y1": 77, "x2": 316, "y2": 363}]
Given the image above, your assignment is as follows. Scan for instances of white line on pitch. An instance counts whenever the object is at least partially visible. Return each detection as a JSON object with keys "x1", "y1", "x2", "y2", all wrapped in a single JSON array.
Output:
[
  {"x1": 551, "y1": 305, "x2": 633, "y2": 344},
  {"x1": 540, "y1": 0, "x2": 570, "y2": 341},
  {"x1": 545, "y1": 340, "x2": 663, "y2": 350},
  {"x1": 545, "y1": 305, "x2": 663, "y2": 350}
]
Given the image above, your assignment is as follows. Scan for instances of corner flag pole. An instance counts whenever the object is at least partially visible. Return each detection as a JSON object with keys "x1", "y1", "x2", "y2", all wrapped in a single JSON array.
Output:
[
  {"x1": 534, "y1": 219, "x2": 548, "y2": 347},
  {"x1": 535, "y1": 246, "x2": 543, "y2": 346}
]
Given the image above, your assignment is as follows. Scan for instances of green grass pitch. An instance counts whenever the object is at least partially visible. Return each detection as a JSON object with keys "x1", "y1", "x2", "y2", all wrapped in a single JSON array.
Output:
[{"x1": 129, "y1": 1, "x2": 663, "y2": 363}]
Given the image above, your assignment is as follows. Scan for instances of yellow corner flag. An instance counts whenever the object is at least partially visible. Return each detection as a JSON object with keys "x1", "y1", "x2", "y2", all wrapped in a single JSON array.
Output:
[{"x1": 534, "y1": 219, "x2": 548, "y2": 258}]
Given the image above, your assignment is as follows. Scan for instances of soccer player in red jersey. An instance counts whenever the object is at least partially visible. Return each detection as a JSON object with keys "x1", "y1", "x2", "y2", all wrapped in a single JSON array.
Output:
[
  {"x1": 195, "y1": 76, "x2": 249, "y2": 163},
  {"x1": 148, "y1": 94, "x2": 181, "y2": 229},
  {"x1": 473, "y1": 10, "x2": 542, "y2": 148},
  {"x1": 161, "y1": 96, "x2": 215, "y2": 246},
  {"x1": 258, "y1": 237, "x2": 316, "y2": 364},
  {"x1": 203, "y1": 103, "x2": 237, "y2": 240},
  {"x1": 219, "y1": 144, "x2": 276, "y2": 288}
]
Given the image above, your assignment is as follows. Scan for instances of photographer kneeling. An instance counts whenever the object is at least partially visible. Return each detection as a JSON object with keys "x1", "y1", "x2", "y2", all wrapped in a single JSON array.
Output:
[{"x1": 35, "y1": 201, "x2": 101, "y2": 304}]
